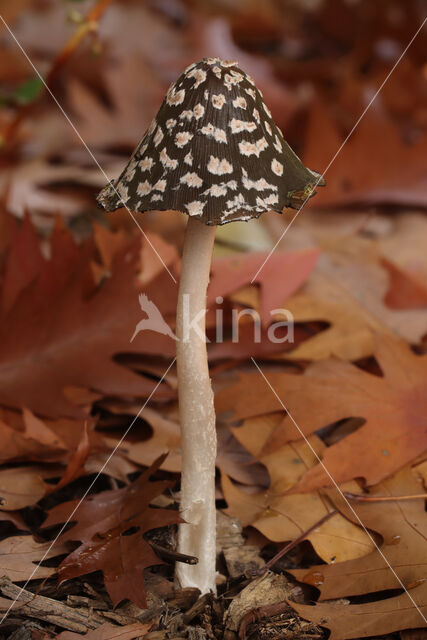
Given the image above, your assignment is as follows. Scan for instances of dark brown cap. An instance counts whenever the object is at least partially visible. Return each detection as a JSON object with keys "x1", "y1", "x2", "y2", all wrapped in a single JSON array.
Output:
[{"x1": 97, "y1": 57, "x2": 324, "y2": 225}]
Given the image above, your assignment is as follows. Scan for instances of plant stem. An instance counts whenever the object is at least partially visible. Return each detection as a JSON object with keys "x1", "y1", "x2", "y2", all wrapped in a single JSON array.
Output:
[
  {"x1": 258, "y1": 510, "x2": 337, "y2": 574},
  {"x1": 344, "y1": 491, "x2": 427, "y2": 502},
  {"x1": 1, "y1": 0, "x2": 114, "y2": 147},
  {"x1": 175, "y1": 216, "x2": 217, "y2": 594}
]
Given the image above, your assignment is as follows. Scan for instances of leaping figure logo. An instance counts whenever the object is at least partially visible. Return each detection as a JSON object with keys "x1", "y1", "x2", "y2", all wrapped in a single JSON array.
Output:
[{"x1": 130, "y1": 294, "x2": 177, "y2": 343}]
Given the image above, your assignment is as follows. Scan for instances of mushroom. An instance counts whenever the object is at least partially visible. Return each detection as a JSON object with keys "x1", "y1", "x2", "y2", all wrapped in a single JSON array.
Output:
[{"x1": 97, "y1": 57, "x2": 324, "y2": 595}]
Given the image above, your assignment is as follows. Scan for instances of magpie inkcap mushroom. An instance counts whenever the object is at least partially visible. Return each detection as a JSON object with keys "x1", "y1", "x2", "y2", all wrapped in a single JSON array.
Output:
[
  {"x1": 97, "y1": 57, "x2": 324, "y2": 225},
  {"x1": 97, "y1": 57, "x2": 324, "y2": 596}
]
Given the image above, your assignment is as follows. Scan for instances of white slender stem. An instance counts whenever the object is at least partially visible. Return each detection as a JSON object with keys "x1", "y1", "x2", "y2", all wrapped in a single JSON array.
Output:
[{"x1": 175, "y1": 216, "x2": 217, "y2": 594}]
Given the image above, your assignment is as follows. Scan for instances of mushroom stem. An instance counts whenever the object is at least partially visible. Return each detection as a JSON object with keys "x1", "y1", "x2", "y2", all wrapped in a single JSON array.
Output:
[{"x1": 175, "y1": 216, "x2": 217, "y2": 594}]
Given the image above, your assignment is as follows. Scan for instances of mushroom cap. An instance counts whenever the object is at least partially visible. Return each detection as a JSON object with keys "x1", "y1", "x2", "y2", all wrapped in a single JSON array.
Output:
[{"x1": 97, "y1": 57, "x2": 324, "y2": 225}]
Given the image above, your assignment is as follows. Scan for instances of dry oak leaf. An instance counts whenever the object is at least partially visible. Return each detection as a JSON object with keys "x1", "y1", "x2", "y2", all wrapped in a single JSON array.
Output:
[
  {"x1": 67, "y1": 56, "x2": 165, "y2": 151},
  {"x1": 101, "y1": 402, "x2": 267, "y2": 485},
  {"x1": 264, "y1": 233, "x2": 427, "y2": 362},
  {"x1": 44, "y1": 422, "x2": 93, "y2": 496},
  {"x1": 44, "y1": 455, "x2": 179, "y2": 609},
  {"x1": 207, "y1": 276, "x2": 344, "y2": 362},
  {"x1": 289, "y1": 583, "x2": 427, "y2": 640},
  {"x1": 383, "y1": 257, "x2": 427, "y2": 310},
  {"x1": 0, "y1": 407, "x2": 67, "y2": 465},
  {"x1": 290, "y1": 467, "x2": 427, "y2": 598},
  {"x1": 304, "y1": 98, "x2": 427, "y2": 209},
  {"x1": 56, "y1": 622, "x2": 152, "y2": 640},
  {"x1": 277, "y1": 272, "x2": 383, "y2": 362},
  {"x1": 0, "y1": 465, "x2": 63, "y2": 510},
  {"x1": 1, "y1": 213, "x2": 46, "y2": 314},
  {"x1": 206, "y1": 284, "x2": 313, "y2": 360},
  {"x1": 208, "y1": 311, "x2": 311, "y2": 361},
  {"x1": 288, "y1": 468, "x2": 427, "y2": 637},
  {"x1": 379, "y1": 213, "x2": 427, "y2": 285},
  {"x1": 222, "y1": 415, "x2": 373, "y2": 564},
  {"x1": 0, "y1": 215, "x2": 175, "y2": 418},
  {"x1": 2, "y1": 158, "x2": 109, "y2": 220},
  {"x1": 0, "y1": 535, "x2": 68, "y2": 582},
  {"x1": 312, "y1": 236, "x2": 427, "y2": 347},
  {"x1": 216, "y1": 334, "x2": 427, "y2": 491},
  {"x1": 36, "y1": 416, "x2": 106, "y2": 461},
  {"x1": 0, "y1": 409, "x2": 116, "y2": 487},
  {"x1": 93, "y1": 222, "x2": 179, "y2": 290},
  {"x1": 207, "y1": 249, "x2": 319, "y2": 326},
  {"x1": 0, "y1": 509, "x2": 28, "y2": 531},
  {"x1": 100, "y1": 404, "x2": 183, "y2": 472},
  {"x1": 380, "y1": 213, "x2": 427, "y2": 310},
  {"x1": 84, "y1": 451, "x2": 140, "y2": 485}
]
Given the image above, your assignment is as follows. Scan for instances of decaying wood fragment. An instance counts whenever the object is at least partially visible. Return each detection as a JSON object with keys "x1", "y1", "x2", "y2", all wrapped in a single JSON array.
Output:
[{"x1": 0, "y1": 577, "x2": 106, "y2": 633}]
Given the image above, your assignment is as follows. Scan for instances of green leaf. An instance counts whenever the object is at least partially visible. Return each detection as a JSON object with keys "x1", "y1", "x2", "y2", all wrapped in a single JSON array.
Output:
[{"x1": 14, "y1": 77, "x2": 44, "y2": 105}]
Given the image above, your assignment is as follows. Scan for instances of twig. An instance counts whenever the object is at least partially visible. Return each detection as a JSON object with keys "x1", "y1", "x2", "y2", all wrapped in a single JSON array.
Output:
[
  {"x1": 66, "y1": 595, "x2": 109, "y2": 611},
  {"x1": 183, "y1": 593, "x2": 211, "y2": 624},
  {"x1": 46, "y1": 0, "x2": 114, "y2": 86},
  {"x1": 344, "y1": 491, "x2": 427, "y2": 502},
  {"x1": 0, "y1": 577, "x2": 105, "y2": 633},
  {"x1": 257, "y1": 510, "x2": 337, "y2": 574},
  {"x1": 148, "y1": 540, "x2": 198, "y2": 565},
  {"x1": 1, "y1": 0, "x2": 114, "y2": 146}
]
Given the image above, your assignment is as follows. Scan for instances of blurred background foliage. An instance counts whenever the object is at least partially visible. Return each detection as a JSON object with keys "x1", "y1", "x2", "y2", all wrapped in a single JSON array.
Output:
[{"x1": 0, "y1": 0, "x2": 426, "y2": 251}]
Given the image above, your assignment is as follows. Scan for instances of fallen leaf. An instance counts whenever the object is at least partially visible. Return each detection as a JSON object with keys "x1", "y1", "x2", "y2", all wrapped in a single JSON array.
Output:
[
  {"x1": 290, "y1": 467, "x2": 427, "y2": 597},
  {"x1": 304, "y1": 98, "x2": 427, "y2": 209},
  {"x1": 93, "y1": 222, "x2": 131, "y2": 274},
  {"x1": 0, "y1": 214, "x2": 176, "y2": 418},
  {"x1": 44, "y1": 455, "x2": 180, "y2": 608},
  {"x1": 0, "y1": 409, "x2": 67, "y2": 465},
  {"x1": 312, "y1": 237, "x2": 427, "y2": 347},
  {"x1": 67, "y1": 56, "x2": 165, "y2": 151},
  {"x1": 208, "y1": 249, "x2": 319, "y2": 326},
  {"x1": 139, "y1": 231, "x2": 179, "y2": 287},
  {"x1": 262, "y1": 233, "x2": 427, "y2": 362},
  {"x1": 1, "y1": 213, "x2": 44, "y2": 313},
  {"x1": 45, "y1": 422, "x2": 91, "y2": 495},
  {"x1": 382, "y1": 257, "x2": 427, "y2": 309},
  {"x1": 286, "y1": 462, "x2": 427, "y2": 639},
  {"x1": 222, "y1": 415, "x2": 373, "y2": 564},
  {"x1": 84, "y1": 452, "x2": 139, "y2": 484},
  {"x1": 289, "y1": 583, "x2": 427, "y2": 640},
  {"x1": 40, "y1": 416, "x2": 105, "y2": 459},
  {"x1": 379, "y1": 212, "x2": 427, "y2": 282},
  {"x1": 208, "y1": 307, "x2": 309, "y2": 361},
  {"x1": 2, "y1": 158, "x2": 111, "y2": 220},
  {"x1": 102, "y1": 403, "x2": 267, "y2": 485},
  {"x1": 0, "y1": 535, "x2": 68, "y2": 581},
  {"x1": 380, "y1": 213, "x2": 427, "y2": 309},
  {"x1": 280, "y1": 273, "x2": 382, "y2": 361},
  {"x1": 0, "y1": 466, "x2": 47, "y2": 510},
  {"x1": 0, "y1": 510, "x2": 28, "y2": 531},
  {"x1": 102, "y1": 405, "x2": 182, "y2": 473},
  {"x1": 216, "y1": 333, "x2": 427, "y2": 490},
  {"x1": 217, "y1": 424, "x2": 270, "y2": 487}
]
